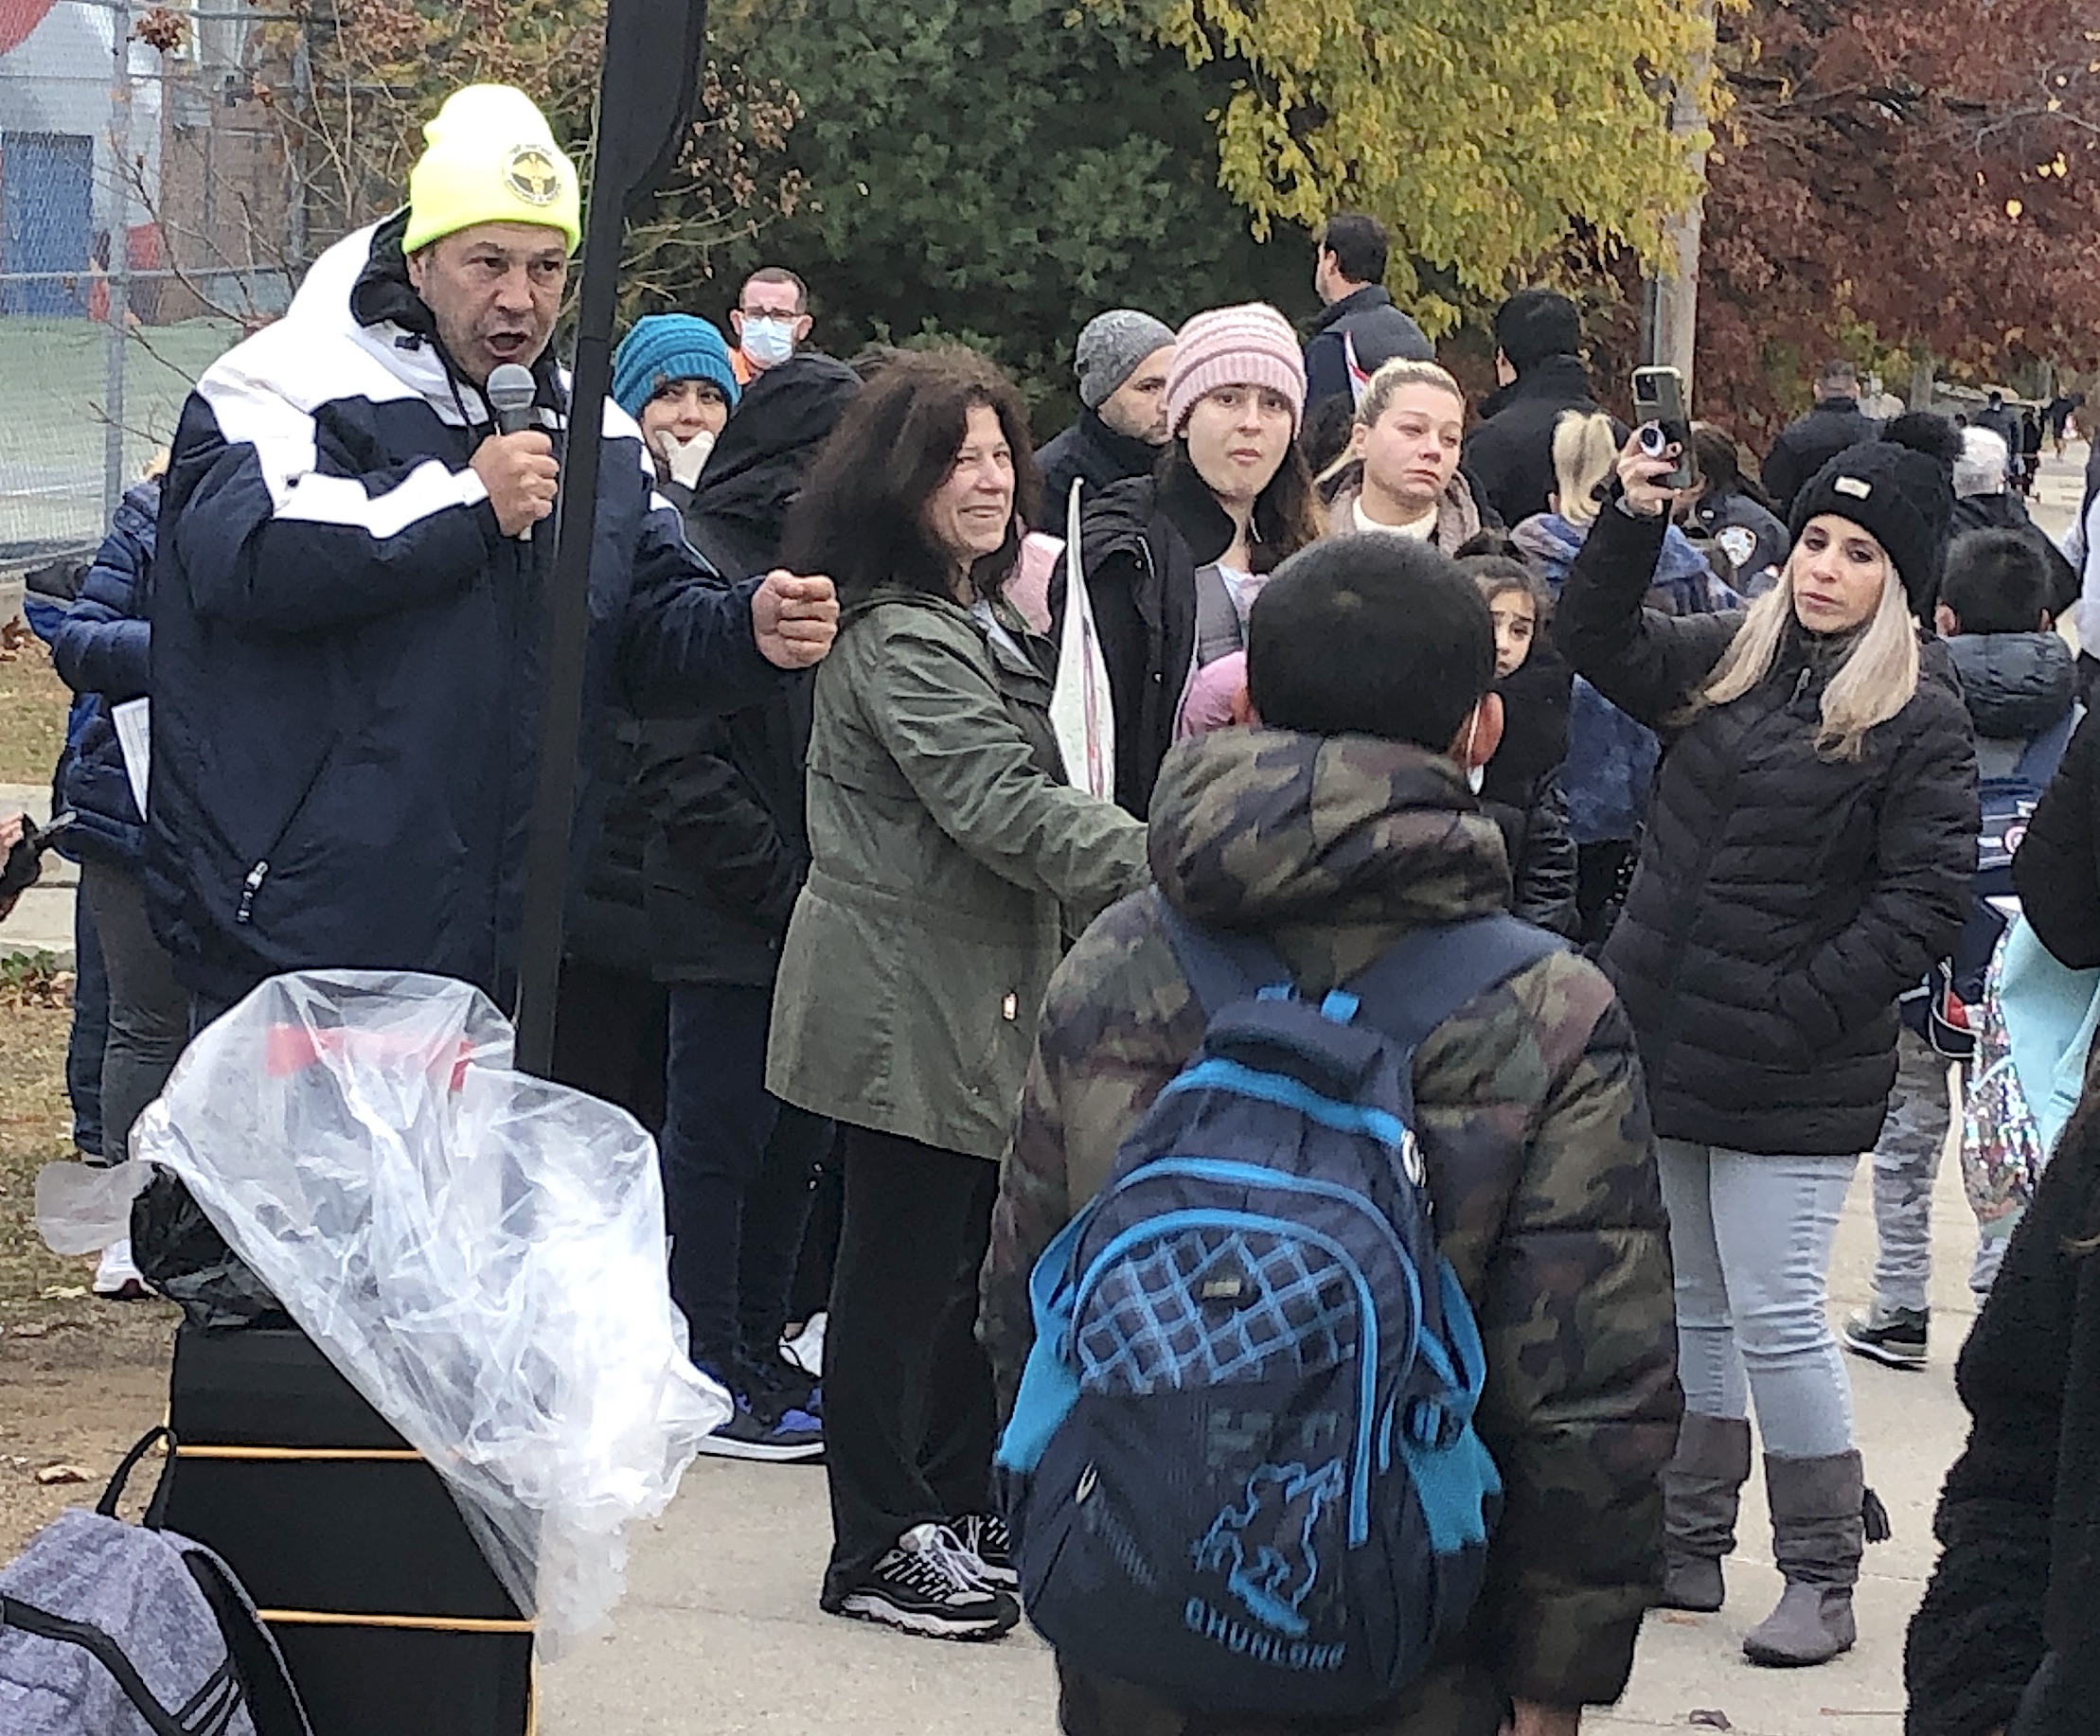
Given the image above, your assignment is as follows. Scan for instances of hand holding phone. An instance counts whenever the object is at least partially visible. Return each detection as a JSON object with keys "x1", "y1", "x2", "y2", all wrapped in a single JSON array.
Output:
[{"x1": 1632, "y1": 365, "x2": 1694, "y2": 490}]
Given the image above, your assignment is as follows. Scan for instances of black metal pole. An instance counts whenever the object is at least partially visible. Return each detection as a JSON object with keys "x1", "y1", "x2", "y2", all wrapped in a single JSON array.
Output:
[{"x1": 512, "y1": 0, "x2": 710, "y2": 1074}]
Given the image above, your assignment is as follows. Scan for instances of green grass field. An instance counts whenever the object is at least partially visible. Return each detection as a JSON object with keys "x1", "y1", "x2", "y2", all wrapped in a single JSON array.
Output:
[{"x1": 0, "y1": 316, "x2": 240, "y2": 557}]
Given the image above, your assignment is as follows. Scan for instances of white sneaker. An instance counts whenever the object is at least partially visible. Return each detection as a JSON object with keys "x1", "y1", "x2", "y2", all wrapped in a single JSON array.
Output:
[
  {"x1": 781, "y1": 1312, "x2": 826, "y2": 1377},
  {"x1": 93, "y1": 1238, "x2": 149, "y2": 1301}
]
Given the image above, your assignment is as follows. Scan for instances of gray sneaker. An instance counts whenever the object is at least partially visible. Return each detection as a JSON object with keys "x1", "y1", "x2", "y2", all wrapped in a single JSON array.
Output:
[{"x1": 1842, "y1": 1303, "x2": 1928, "y2": 1369}]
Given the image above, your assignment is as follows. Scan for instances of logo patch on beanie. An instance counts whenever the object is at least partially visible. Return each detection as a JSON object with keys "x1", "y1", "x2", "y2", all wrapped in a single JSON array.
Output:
[
  {"x1": 504, "y1": 145, "x2": 563, "y2": 205},
  {"x1": 1834, "y1": 475, "x2": 1872, "y2": 499}
]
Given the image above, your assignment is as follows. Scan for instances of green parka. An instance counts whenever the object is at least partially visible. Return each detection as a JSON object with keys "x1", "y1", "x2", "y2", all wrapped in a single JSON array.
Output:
[{"x1": 766, "y1": 586, "x2": 1149, "y2": 1160}]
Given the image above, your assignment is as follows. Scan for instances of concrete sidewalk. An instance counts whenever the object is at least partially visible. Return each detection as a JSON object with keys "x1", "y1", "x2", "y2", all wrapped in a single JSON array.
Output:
[{"x1": 539, "y1": 1133, "x2": 1983, "y2": 1736}]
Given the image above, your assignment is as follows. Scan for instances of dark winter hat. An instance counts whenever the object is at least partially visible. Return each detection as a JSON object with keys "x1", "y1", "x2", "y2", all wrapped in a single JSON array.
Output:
[
  {"x1": 1789, "y1": 412, "x2": 1959, "y2": 615},
  {"x1": 1075, "y1": 310, "x2": 1176, "y2": 410}
]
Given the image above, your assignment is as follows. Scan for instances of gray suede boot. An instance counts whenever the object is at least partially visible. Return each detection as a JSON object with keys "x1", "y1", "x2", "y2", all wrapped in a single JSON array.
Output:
[
  {"x1": 1659, "y1": 1413, "x2": 1753, "y2": 1612},
  {"x1": 1742, "y1": 1450, "x2": 1890, "y2": 1667}
]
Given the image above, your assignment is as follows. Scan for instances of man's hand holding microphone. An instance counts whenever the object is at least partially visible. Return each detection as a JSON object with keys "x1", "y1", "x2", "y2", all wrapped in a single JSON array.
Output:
[
  {"x1": 472, "y1": 363, "x2": 557, "y2": 539},
  {"x1": 468, "y1": 363, "x2": 837, "y2": 670}
]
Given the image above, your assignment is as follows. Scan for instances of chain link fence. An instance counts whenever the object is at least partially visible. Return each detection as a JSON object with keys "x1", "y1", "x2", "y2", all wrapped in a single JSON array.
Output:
[{"x1": 0, "y1": 0, "x2": 301, "y2": 564}]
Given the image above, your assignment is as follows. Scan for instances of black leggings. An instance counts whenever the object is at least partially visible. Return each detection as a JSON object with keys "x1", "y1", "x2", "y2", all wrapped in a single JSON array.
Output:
[{"x1": 820, "y1": 1124, "x2": 998, "y2": 1599}]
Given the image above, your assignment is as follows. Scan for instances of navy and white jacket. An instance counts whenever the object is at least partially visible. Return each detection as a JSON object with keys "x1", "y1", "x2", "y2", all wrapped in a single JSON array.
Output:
[
  {"x1": 51, "y1": 478, "x2": 159, "y2": 870},
  {"x1": 147, "y1": 215, "x2": 782, "y2": 1002}
]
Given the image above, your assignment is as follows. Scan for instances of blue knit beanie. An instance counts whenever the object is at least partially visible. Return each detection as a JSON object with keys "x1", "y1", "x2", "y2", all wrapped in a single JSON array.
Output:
[{"x1": 612, "y1": 315, "x2": 740, "y2": 419}]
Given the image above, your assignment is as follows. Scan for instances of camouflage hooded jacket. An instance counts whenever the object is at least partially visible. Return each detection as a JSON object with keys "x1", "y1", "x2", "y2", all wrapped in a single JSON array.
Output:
[{"x1": 980, "y1": 727, "x2": 1681, "y2": 1726}]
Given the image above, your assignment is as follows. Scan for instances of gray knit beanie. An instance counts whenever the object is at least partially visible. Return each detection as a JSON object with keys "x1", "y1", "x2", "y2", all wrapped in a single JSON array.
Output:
[{"x1": 1075, "y1": 310, "x2": 1177, "y2": 410}]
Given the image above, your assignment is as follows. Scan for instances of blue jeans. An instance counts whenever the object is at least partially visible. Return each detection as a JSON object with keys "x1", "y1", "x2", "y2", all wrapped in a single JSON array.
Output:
[
  {"x1": 660, "y1": 982, "x2": 831, "y2": 1373},
  {"x1": 1657, "y1": 1141, "x2": 1858, "y2": 1460}
]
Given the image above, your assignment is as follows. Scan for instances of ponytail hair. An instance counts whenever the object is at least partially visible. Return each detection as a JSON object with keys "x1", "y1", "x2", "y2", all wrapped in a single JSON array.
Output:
[{"x1": 1550, "y1": 410, "x2": 1618, "y2": 528}]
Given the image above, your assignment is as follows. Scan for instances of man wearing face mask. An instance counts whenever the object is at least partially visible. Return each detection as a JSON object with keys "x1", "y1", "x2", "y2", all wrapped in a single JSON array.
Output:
[
  {"x1": 148, "y1": 83, "x2": 838, "y2": 1014},
  {"x1": 730, "y1": 267, "x2": 813, "y2": 385}
]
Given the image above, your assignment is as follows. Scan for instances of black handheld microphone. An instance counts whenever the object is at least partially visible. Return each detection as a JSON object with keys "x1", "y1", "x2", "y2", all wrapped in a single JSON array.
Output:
[{"x1": 485, "y1": 363, "x2": 542, "y2": 541}]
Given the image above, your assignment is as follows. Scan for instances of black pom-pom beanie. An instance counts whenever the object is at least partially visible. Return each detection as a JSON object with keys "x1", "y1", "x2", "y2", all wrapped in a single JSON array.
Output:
[{"x1": 1789, "y1": 414, "x2": 1958, "y2": 617}]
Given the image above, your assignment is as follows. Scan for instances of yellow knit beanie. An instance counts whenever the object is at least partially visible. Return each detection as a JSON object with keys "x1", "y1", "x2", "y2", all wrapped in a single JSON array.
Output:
[{"x1": 402, "y1": 84, "x2": 581, "y2": 255}]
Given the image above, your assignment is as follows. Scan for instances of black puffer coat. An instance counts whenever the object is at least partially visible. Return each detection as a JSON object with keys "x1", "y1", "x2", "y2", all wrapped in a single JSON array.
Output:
[
  {"x1": 1557, "y1": 502, "x2": 1978, "y2": 1156},
  {"x1": 1036, "y1": 411, "x2": 1162, "y2": 518},
  {"x1": 1947, "y1": 629, "x2": 2076, "y2": 772}
]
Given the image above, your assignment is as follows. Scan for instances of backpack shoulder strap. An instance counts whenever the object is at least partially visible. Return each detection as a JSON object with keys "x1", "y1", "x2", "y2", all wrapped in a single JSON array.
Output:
[
  {"x1": 1344, "y1": 913, "x2": 1568, "y2": 1062},
  {"x1": 1155, "y1": 888, "x2": 1292, "y2": 1017},
  {"x1": 180, "y1": 1548, "x2": 316, "y2": 1736}
]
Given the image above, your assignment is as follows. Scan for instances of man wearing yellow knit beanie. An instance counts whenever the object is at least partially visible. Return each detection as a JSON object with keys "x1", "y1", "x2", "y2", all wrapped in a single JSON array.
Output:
[{"x1": 146, "y1": 82, "x2": 837, "y2": 1015}]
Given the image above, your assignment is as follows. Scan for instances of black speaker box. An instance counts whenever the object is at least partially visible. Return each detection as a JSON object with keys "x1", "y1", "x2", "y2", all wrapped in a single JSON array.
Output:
[{"x1": 157, "y1": 1324, "x2": 534, "y2": 1736}]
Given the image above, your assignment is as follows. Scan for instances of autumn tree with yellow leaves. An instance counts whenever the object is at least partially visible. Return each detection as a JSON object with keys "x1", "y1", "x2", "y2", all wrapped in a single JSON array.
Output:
[{"x1": 1086, "y1": 0, "x2": 1718, "y2": 335}]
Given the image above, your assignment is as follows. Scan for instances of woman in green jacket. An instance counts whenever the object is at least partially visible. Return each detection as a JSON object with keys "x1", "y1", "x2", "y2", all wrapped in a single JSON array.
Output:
[{"x1": 769, "y1": 348, "x2": 1149, "y2": 1641}]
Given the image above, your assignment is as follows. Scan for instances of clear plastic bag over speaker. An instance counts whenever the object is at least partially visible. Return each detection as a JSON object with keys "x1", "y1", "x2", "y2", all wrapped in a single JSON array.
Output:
[{"x1": 132, "y1": 969, "x2": 729, "y2": 1654}]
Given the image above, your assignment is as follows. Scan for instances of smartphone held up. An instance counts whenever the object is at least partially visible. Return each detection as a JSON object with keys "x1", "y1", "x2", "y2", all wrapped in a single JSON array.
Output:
[{"x1": 1632, "y1": 365, "x2": 1695, "y2": 490}]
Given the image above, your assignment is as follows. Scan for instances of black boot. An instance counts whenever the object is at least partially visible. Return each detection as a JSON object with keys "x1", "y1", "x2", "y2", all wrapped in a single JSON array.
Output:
[
  {"x1": 1743, "y1": 1450, "x2": 1890, "y2": 1667},
  {"x1": 1659, "y1": 1413, "x2": 1753, "y2": 1612}
]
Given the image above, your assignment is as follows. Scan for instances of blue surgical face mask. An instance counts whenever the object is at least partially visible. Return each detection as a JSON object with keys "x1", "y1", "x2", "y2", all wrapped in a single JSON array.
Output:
[{"x1": 740, "y1": 315, "x2": 796, "y2": 368}]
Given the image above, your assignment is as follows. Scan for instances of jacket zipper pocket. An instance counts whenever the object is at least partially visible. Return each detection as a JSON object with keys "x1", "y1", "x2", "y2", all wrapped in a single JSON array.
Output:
[
  {"x1": 235, "y1": 742, "x2": 338, "y2": 925},
  {"x1": 236, "y1": 861, "x2": 269, "y2": 925}
]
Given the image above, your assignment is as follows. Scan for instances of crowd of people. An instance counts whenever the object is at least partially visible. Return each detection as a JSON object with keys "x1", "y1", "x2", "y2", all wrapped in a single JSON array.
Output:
[{"x1": 11, "y1": 75, "x2": 2100, "y2": 1736}]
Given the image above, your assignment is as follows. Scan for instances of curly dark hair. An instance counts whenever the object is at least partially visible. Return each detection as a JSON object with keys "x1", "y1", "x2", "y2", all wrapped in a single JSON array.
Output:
[{"x1": 780, "y1": 346, "x2": 1041, "y2": 603}]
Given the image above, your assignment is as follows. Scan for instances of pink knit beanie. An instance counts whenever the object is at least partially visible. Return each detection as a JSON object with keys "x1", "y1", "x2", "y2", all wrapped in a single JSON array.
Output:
[{"x1": 1164, "y1": 303, "x2": 1307, "y2": 437}]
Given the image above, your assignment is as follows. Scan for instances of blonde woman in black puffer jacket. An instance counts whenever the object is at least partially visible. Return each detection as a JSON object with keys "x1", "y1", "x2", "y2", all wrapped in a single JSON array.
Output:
[{"x1": 1557, "y1": 416, "x2": 1977, "y2": 1670}]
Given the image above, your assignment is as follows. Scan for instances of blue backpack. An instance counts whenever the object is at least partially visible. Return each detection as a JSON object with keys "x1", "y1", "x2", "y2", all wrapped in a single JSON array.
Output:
[
  {"x1": 995, "y1": 895, "x2": 1561, "y2": 1717},
  {"x1": 1907, "y1": 709, "x2": 2078, "y2": 1060}
]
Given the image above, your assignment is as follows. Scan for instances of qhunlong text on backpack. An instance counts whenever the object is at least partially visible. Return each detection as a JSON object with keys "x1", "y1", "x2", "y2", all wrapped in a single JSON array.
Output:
[{"x1": 995, "y1": 891, "x2": 1562, "y2": 1718}]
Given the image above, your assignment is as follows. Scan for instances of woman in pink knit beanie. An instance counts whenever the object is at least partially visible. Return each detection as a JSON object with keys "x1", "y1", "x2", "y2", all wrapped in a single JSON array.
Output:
[{"x1": 1073, "y1": 302, "x2": 1323, "y2": 814}]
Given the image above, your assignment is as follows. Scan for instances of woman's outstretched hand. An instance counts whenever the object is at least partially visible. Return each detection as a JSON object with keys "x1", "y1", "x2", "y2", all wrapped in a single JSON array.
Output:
[{"x1": 1615, "y1": 430, "x2": 1682, "y2": 520}]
